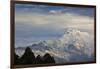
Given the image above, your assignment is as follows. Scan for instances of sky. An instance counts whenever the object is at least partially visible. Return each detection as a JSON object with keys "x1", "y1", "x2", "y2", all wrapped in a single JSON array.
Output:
[{"x1": 15, "y1": 3, "x2": 95, "y2": 47}]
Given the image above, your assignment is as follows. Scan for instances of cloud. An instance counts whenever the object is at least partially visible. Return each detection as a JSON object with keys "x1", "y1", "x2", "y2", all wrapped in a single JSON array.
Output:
[
  {"x1": 15, "y1": 10, "x2": 94, "y2": 31},
  {"x1": 15, "y1": 4, "x2": 94, "y2": 48},
  {"x1": 15, "y1": 28, "x2": 94, "y2": 63},
  {"x1": 49, "y1": 10, "x2": 64, "y2": 14}
]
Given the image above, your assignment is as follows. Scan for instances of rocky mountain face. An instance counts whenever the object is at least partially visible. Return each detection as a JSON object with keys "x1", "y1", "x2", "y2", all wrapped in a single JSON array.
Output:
[{"x1": 14, "y1": 47, "x2": 55, "y2": 65}]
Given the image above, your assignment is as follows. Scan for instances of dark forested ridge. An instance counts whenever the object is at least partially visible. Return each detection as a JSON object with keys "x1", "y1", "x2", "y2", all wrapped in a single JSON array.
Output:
[{"x1": 14, "y1": 47, "x2": 55, "y2": 65}]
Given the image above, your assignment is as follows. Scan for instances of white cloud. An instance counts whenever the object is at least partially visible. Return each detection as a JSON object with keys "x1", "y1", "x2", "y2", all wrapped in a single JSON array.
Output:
[
  {"x1": 16, "y1": 28, "x2": 94, "y2": 63},
  {"x1": 15, "y1": 9, "x2": 94, "y2": 48},
  {"x1": 15, "y1": 10, "x2": 94, "y2": 31},
  {"x1": 49, "y1": 10, "x2": 64, "y2": 14}
]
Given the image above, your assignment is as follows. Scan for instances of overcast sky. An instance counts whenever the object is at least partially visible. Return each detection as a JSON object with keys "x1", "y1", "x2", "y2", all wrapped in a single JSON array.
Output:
[{"x1": 15, "y1": 4, "x2": 95, "y2": 47}]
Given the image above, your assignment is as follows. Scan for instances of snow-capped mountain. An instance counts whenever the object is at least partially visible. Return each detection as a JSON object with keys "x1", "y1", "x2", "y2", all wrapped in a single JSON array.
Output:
[{"x1": 15, "y1": 28, "x2": 94, "y2": 63}]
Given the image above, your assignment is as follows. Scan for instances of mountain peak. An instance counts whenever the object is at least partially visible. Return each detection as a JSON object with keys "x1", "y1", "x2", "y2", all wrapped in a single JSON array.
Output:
[
  {"x1": 59, "y1": 28, "x2": 89, "y2": 50},
  {"x1": 64, "y1": 27, "x2": 80, "y2": 35}
]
